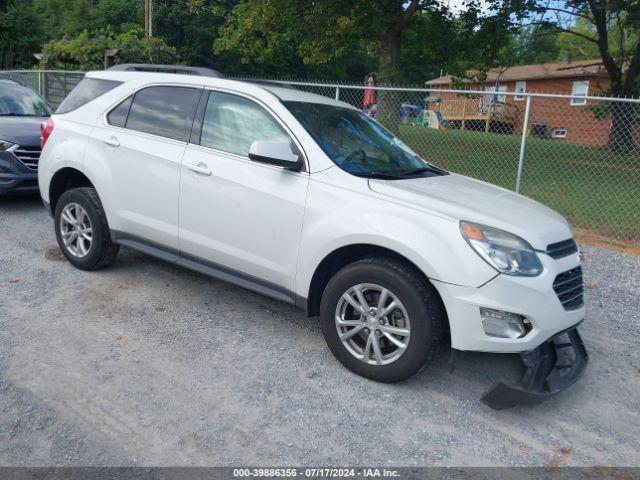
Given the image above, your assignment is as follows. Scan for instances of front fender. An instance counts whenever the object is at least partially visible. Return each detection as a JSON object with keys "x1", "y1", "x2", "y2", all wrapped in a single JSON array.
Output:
[{"x1": 295, "y1": 171, "x2": 497, "y2": 298}]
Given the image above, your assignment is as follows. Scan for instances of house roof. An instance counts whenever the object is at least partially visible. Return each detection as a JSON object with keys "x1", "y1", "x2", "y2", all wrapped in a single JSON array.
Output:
[{"x1": 427, "y1": 59, "x2": 607, "y2": 85}]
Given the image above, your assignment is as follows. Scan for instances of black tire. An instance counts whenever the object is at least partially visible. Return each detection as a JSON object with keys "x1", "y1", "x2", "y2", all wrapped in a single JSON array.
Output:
[
  {"x1": 54, "y1": 187, "x2": 119, "y2": 270},
  {"x1": 319, "y1": 257, "x2": 445, "y2": 383}
]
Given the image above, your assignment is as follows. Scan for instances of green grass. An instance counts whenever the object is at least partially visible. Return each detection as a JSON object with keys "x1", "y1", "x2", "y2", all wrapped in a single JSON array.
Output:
[{"x1": 398, "y1": 126, "x2": 640, "y2": 244}]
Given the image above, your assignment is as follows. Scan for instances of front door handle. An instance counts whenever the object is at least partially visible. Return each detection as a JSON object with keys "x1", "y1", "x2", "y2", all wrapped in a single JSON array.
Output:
[
  {"x1": 102, "y1": 136, "x2": 120, "y2": 147},
  {"x1": 186, "y1": 162, "x2": 212, "y2": 176}
]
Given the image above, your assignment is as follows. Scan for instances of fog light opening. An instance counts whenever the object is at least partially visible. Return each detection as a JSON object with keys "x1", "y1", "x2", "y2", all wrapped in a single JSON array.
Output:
[{"x1": 480, "y1": 307, "x2": 531, "y2": 339}]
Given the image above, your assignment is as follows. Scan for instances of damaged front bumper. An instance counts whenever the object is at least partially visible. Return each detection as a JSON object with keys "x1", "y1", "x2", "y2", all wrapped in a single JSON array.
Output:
[{"x1": 482, "y1": 326, "x2": 588, "y2": 410}]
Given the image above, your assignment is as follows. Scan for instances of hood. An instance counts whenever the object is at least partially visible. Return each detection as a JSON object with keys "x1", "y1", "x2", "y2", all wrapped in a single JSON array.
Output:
[
  {"x1": 0, "y1": 116, "x2": 45, "y2": 148},
  {"x1": 368, "y1": 173, "x2": 572, "y2": 250}
]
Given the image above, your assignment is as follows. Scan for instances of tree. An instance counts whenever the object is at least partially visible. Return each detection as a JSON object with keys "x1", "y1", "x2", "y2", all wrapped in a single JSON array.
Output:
[
  {"x1": 500, "y1": 0, "x2": 640, "y2": 152},
  {"x1": 90, "y1": 0, "x2": 144, "y2": 34},
  {"x1": 32, "y1": 0, "x2": 93, "y2": 37},
  {"x1": 554, "y1": 18, "x2": 599, "y2": 59},
  {"x1": 514, "y1": 24, "x2": 562, "y2": 65},
  {"x1": 399, "y1": 8, "x2": 515, "y2": 84},
  {"x1": 213, "y1": 0, "x2": 441, "y2": 84},
  {"x1": 0, "y1": 0, "x2": 45, "y2": 68},
  {"x1": 213, "y1": 1, "x2": 450, "y2": 129}
]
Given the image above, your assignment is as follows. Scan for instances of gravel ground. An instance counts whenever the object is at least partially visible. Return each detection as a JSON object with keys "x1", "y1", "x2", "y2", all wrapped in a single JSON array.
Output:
[{"x1": 0, "y1": 195, "x2": 639, "y2": 467}]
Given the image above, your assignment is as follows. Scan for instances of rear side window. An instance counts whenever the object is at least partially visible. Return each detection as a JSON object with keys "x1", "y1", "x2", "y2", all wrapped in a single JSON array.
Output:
[
  {"x1": 56, "y1": 78, "x2": 122, "y2": 114},
  {"x1": 125, "y1": 86, "x2": 200, "y2": 142}
]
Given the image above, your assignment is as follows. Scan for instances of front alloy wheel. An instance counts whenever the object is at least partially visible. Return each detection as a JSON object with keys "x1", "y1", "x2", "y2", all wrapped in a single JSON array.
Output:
[
  {"x1": 336, "y1": 283, "x2": 411, "y2": 365},
  {"x1": 319, "y1": 257, "x2": 444, "y2": 383}
]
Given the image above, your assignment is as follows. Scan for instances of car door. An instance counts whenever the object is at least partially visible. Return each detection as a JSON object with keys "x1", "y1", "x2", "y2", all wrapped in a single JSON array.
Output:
[
  {"x1": 89, "y1": 85, "x2": 201, "y2": 250},
  {"x1": 179, "y1": 90, "x2": 309, "y2": 296}
]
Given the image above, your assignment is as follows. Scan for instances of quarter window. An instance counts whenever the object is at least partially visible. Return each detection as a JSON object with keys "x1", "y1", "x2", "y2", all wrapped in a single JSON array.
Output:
[
  {"x1": 199, "y1": 91, "x2": 291, "y2": 157},
  {"x1": 125, "y1": 86, "x2": 200, "y2": 141},
  {"x1": 107, "y1": 95, "x2": 133, "y2": 128}
]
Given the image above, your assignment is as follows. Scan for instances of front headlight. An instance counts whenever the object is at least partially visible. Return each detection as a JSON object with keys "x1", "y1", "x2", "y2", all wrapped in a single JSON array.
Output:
[
  {"x1": 0, "y1": 139, "x2": 15, "y2": 151},
  {"x1": 460, "y1": 221, "x2": 542, "y2": 276}
]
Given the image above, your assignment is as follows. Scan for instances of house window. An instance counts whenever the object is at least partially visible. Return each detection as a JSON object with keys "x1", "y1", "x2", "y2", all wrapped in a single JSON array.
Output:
[
  {"x1": 570, "y1": 81, "x2": 589, "y2": 105},
  {"x1": 552, "y1": 128, "x2": 567, "y2": 138},
  {"x1": 515, "y1": 81, "x2": 526, "y2": 101},
  {"x1": 483, "y1": 85, "x2": 507, "y2": 109}
]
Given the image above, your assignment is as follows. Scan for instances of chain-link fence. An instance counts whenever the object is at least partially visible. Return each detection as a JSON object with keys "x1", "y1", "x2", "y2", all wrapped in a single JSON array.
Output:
[
  {"x1": 0, "y1": 70, "x2": 84, "y2": 106},
  {"x1": 247, "y1": 79, "x2": 640, "y2": 247},
  {"x1": 2, "y1": 70, "x2": 638, "y2": 246}
]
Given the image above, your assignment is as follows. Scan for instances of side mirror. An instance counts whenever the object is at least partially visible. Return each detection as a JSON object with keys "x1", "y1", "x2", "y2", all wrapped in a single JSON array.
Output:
[{"x1": 248, "y1": 141, "x2": 302, "y2": 170}]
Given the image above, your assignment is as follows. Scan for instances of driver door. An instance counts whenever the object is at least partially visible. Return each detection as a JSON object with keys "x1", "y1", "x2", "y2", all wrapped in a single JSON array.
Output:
[{"x1": 179, "y1": 90, "x2": 309, "y2": 295}]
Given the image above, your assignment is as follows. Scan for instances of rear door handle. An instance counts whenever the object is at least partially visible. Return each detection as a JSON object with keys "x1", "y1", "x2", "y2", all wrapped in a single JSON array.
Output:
[
  {"x1": 186, "y1": 162, "x2": 212, "y2": 176},
  {"x1": 102, "y1": 136, "x2": 120, "y2": 147}
]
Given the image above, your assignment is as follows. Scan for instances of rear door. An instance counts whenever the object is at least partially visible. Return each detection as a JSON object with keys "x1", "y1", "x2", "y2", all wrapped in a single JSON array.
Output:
[{"x1": 89, "y1": 85, "x2": 202, "y2": 250}]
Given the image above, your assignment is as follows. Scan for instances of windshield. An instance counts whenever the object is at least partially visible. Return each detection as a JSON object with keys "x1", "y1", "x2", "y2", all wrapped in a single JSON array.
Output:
[
  {"x1": 0, "y1": 82, "x2": 53, "y2": 117},
  {"x1": 283, "y1": 101, "x2": 446, "y2": 179}
]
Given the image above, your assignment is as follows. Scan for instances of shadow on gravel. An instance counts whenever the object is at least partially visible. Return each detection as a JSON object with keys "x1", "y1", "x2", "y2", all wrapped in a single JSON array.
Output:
[
  {"x1": 102, "y1": 245, "x2": 527, "y2": 401},
  {"x1": 0, "y1": 194, "x2": 42, "y2": 207}
]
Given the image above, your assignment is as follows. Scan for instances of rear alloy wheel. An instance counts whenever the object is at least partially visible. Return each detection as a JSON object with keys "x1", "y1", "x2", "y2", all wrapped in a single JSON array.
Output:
[
  {"x1": 55, "y1": 188, "x2": 119, "y2": 270},
  {"x1": 59, "y1": 203, "x2": 93, "y2": 258},
  {"x1": 319, "y1": 257, "x2": 444, "y2": 382}
]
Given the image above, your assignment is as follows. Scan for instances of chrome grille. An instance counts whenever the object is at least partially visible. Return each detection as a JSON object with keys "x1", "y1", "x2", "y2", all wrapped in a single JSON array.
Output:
[
  {"x1": 546, "y1": 238, "x2": 578, "y2": 259},
  {"x1": 14, "y1": 146, "x2": 41, "y2": 170},
  {"x1": 553, "y1": 266, "x2": 584, "y2": 311}
]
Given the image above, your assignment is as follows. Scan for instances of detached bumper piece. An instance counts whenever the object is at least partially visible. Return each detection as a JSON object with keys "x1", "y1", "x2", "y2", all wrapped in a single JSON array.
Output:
[{"x1": 482, "y1": 327, "x2": 588, "y2": 410}]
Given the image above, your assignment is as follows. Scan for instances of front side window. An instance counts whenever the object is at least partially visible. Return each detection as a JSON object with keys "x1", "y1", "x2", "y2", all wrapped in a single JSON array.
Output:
[
  {"x1": 284, "y1": 101, "x2": 446, "y2": 179},
  {"x1": 126, "y1": 86, "x2": 200, "y2": 141},
  {"x1": 570, "y1": 81, "x2": 589, "y2": 105},
  {"x1": 0, "y1": 82, "x2": 53, "y2": 117},
  {"x1": 199, "y1": 91, "x2": 291, "y2": 156},
  {"x1": 57, "y1": 78, "x2": 121, "y2": 114}
]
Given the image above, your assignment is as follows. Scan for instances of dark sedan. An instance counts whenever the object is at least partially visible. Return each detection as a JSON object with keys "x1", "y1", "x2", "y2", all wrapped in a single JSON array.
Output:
[{"x1": 0, "y1": 78, "x2": 53, "y2": 195}]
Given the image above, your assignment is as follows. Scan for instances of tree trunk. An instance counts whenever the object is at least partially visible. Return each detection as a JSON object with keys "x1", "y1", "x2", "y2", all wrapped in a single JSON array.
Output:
[
  {"x1": 608, "y1": 101, "x2": 637, "y2": 154},
  {"x1": 587, "y1": 4, "x2": 639, "y2": 154},
  {"x1": 606, "y1": 75, "x2": 638, "y2": 153},
  {"x1": 376, "y1": 30, "x2": 402, "y2": 134}
]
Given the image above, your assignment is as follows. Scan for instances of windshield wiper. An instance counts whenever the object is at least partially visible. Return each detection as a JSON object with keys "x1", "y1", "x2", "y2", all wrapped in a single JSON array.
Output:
[
  {"x1": 351, "y1": 172, "x2": 406, "y2": 180},
  {"x1": 363, "y1": 166, "x2": 446, "y2": 179},
  {"x1": 394, "y1": 166, "x2": 446, "y2": 177}
]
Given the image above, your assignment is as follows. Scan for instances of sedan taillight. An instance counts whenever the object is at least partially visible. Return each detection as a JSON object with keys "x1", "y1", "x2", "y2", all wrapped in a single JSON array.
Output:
[{"x1": 40, "y1": 118, "x2": 55, "y2": 149}]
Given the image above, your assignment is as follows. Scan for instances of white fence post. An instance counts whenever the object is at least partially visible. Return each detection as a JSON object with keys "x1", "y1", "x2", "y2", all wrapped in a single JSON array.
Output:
[
  {"x1": 335, "y1": 86, "x2": 340, "y2": 101},
  {"x1": 515, "y1": 95, "x2": 532, "y2": 193}
]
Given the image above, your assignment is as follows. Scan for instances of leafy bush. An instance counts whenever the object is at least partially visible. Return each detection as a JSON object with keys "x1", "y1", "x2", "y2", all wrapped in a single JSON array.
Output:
[{"x1": 40, "y1": 29, "x2": 178, "y2": 70}]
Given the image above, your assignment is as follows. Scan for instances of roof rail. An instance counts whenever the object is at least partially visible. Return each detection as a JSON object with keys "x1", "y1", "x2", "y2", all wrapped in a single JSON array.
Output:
[{"x1": 107, "y1": 64, "x2": 223, "y2": 78}]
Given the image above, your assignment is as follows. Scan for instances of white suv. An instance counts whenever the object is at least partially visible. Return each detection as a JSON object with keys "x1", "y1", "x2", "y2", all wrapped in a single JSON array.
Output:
[{"x1": 38, "y1": 65, "x2": 587, "y2": 409}]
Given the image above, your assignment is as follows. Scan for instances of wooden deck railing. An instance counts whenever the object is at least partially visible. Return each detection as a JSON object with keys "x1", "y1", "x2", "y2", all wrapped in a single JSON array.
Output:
[{"x1": 439, "y1": 97, "x2": 520, "y2": 130}]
